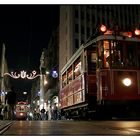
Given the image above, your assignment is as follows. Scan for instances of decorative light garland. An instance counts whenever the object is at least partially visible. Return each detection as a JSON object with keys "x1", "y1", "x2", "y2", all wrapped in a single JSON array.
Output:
[{"x1": 4, "y1": 70, "x2": 41, "y2": 79}]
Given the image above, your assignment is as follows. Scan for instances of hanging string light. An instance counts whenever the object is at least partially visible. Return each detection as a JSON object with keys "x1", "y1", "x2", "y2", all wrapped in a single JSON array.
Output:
[{"x1": 4, "y1": 70, "x2": 41, "y2": 79}]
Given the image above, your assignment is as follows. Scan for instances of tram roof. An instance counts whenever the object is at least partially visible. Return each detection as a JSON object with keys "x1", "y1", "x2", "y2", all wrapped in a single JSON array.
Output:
[{"x1": 61, "y1": 34, "x2": 140, "y2": 74}]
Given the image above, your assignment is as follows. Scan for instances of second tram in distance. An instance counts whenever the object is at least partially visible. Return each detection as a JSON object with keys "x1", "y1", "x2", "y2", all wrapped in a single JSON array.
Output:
[
  {"x1": 59, "y1": 25, "x2": 140, "y2": 119},
  {"x1": 15, "y1": 101, "x2": 28, "y2": 120}
]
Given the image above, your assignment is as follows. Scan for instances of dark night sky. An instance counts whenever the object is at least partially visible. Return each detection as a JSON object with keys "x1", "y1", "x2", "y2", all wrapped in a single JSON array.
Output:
[{"x1": 0, "y1": 5, "x2": 59, "y2": 97}]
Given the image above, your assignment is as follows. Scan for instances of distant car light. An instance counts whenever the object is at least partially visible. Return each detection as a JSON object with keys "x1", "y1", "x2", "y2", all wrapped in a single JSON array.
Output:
[{"x1": 122, "y1": 78, "x2": 132, "y2": 86}]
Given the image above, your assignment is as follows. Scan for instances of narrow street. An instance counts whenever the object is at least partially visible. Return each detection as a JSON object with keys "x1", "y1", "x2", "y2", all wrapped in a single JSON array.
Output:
[{"x1": 1, "y1": 120, "x2": 140, "y2": 136}]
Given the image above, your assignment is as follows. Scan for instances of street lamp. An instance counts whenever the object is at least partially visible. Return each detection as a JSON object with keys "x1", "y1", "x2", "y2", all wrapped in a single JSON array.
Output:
[{"x1": 23, "y1": 92, "x2": 27, "y2": 95}]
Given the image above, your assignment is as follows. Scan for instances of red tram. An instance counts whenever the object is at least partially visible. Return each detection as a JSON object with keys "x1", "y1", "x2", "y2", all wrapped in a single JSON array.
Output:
[
  {"x1": 59, "y1": 26, "x2": 140, "y2": 119},
  {"x1": 15, "y1": 101, "x2": 28, "y2": 120}
]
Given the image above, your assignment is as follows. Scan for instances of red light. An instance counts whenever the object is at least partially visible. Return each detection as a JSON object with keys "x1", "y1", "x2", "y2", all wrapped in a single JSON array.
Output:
[
  {"x1": 127, "y1": 32, "x2": 132, "y2": 37},
  {"x1": 100, "y1": 25, "x2": 107, "y2": 33},
  {"x1": 134, "y1": 29, "x2": 140, "y2": 35},
  {"x1": 123, "y1": 32, "x2": 132, "y2": 37}
]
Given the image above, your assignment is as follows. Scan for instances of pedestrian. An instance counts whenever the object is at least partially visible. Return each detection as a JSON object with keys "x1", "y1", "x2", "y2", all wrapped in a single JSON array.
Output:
[
  {"x1": 5, "y1": 86, "x2": 17, "y2": 120},
  {"x1": 36, "y1": 112, "x2": 41, "y2": 120},
  {"x1": 52, "y1": 103, "x2": 58, "y2": 120},
  {"x1": 40, "y1": 107, "x2": 46, "y2": 120},
  {"x1": 48, "y1": 105, "x2": 52, "y2": 120},
  {"x1": 0, "y1": 99, "x2": 3, "y2": 120},
  {"x1": 33, "y1": 110, "x2": 38, "y2": 120},
  {"x1": 45, "y1": 111, "x2": 48, "y2": 120},
  {"x1": 3, "y1": 105, "x2": 8, "y2": 120}
]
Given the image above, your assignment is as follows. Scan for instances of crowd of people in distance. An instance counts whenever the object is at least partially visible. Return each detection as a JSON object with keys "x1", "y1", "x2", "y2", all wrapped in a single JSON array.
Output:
[
  {"x1": 31, "y1": 103, "x2": 61, "y2": 121},
  {"x1": 0, "y1": 86, "x2": 61, "y2": 121}
]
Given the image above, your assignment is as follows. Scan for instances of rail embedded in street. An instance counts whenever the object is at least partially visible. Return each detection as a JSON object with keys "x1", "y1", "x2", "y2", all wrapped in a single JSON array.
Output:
[{"x1": 0, "y1": 121, "x2": 13, "y2": 135}]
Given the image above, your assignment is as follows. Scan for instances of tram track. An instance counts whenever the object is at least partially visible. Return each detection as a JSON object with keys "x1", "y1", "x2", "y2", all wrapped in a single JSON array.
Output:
[{"x1": 0, "y1": 121, "x2": 13, "y2": 135}]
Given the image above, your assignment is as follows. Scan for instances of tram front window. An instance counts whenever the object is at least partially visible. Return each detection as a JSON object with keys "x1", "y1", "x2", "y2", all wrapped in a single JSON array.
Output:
[
  {"x1": 88, "y1": 52, "x2": 96, "y2": 72},
  {"x1": 97, "y1": 40, "x2": 139, "y2": 69}
]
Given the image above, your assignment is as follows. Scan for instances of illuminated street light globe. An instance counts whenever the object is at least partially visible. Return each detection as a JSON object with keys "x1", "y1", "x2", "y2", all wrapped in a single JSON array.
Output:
[
  {"x1": 37, "y1": 91, "x2": 40, "y2": 96},
  {"x1": 52, "y1": 70, "x2": 58, "y2": 78},
  {"x1": 23, "y1": 92, "x2": 27, "y2": 95}
]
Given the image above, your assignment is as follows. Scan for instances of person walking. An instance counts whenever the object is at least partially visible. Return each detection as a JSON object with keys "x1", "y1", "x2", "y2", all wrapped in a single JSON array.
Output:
[
  {"x1": 40, "y1": 107, "x2": 46, "y2": 120},
  {"x1": 45, "y1": 111, "x2": 48, "y2": 120},
  {"x1": 3, "y1": 105, "x2": 8, "y2": 120},
  {"x1": 0, "y1": 99, "x2": 3, "y2": 120},
  {"x1": 5, "y1": 86, "x2": 17, "y2": 120},
  {"x1": 52, "y1": 103, "x2": 58, "y2": 120},
  {"x1": 48, "y1": 105, "x2": 52, "y2": 120}
]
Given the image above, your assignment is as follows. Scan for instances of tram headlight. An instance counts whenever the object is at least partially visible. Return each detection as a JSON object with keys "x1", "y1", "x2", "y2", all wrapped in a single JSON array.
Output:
[
  {"x1": 122, "y1": 78, "x2": 132, "y2": 87},
  {"x1": 20, "y1": 113, "x2": 24, "y2": 116}
]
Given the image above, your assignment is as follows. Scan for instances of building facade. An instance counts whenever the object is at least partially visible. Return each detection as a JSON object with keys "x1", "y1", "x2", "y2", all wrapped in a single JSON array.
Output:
[
  {"x1": 0, "y1": 43, "x2": 11, "y2": 104},
  {"x1": 59, "y1": 5, "x2": 140, "y2": 73},
  {"x1": 44, "y1": 29, "x2": 59, "y2": 107}
]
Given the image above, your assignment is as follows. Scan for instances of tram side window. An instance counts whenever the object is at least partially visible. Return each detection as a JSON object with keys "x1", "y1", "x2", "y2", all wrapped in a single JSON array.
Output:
[
  {"x1": 97, "y1": 41, "x2": 104, "y2": 68},
  {"x1": 62, "y1": 73, "x2": 67, "y2": 88},
  {"x1": 103, "y1": 41, "x2": 110, "y2": 68},
  {"x1": 137, "y1": 43, "x2": 140, "y2": 68},
  {"x1": 74, "y1": 61, "x2": 81, "y2": 78},
  {"x1": 87, "y1": 51, "x2": 96, "y2": 72},
  {"x1": 68, "y1": 67, "x2": 73, "y2": 84}
]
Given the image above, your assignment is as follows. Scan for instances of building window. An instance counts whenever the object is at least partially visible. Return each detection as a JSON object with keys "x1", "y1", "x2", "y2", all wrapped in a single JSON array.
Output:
[
  {"x1": 75, "y1": 24, "x2": 79, "y2": 33},
  {"x1": 75, "y1": 39, "x2": 79, "y2": 49},
  {"x1": 92, "y1": 14, "x2": 95, "y2": 22},
  {"x1": 81, "y1": 39, "x2": 84, "y2": 45},
  {"x1": 86, "y1": 13, "x2": 90, "y2": 21},
  {"x1": 81, "y1": 25, "x2": 85, "y2": 34},
  {"x1": 65, "y1": 12, "x2": 67, "y2": 20},
  {"x1": 87, "y1": 27, "x2": 90, "y2": 38},
  {"x1": 81, "y1": 11, "x2": 84, "y2": 20},
  {"x1": 75, "y1": 9, "x2": 79, "y2": 18},
  {"x1": 106, "y1": 7, "x2": 109, "y2": 16}
]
